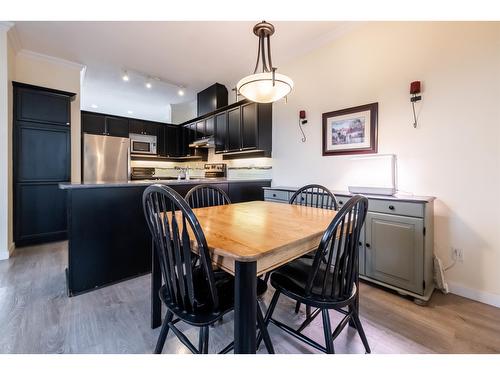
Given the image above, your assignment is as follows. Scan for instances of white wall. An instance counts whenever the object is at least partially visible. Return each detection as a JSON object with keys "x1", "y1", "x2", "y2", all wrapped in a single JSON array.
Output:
[
  {"x1": 171, "y1": 100, "x2": 197, "y2": 124},
  {"x1": 272, "y1": 22, "x2": 500, "y2": 304},
  {"x1": 14, "y1": 50, "x2": 84, "y2": 183}
]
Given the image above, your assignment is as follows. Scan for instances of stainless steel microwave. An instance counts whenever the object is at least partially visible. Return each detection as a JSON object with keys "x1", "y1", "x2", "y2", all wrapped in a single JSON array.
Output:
[{"x1": 130, "y1": 133, "x2": 157, "y2": 155}]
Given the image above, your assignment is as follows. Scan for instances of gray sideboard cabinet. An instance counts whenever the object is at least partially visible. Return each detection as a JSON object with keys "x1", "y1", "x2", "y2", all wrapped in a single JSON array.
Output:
[{"x1": 263, "y1": 186, "x2": 435, "y2": 304}]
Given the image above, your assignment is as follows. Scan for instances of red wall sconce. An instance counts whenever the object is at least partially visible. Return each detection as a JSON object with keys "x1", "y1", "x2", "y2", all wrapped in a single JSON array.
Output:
[{"x1": 410, "y1": 81, "x2": 422, "y2": 128}]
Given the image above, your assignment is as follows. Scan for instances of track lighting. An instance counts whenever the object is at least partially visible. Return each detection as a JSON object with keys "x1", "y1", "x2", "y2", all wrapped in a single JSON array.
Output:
[{"x1": 122, "y1": 70, "x2": 129, "y2": 82}]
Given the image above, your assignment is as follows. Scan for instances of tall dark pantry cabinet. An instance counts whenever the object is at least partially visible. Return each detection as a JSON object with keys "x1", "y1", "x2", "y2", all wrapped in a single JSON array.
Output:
[{"x1": 13, "y1": 82, "x2": 75, "y2": 247}]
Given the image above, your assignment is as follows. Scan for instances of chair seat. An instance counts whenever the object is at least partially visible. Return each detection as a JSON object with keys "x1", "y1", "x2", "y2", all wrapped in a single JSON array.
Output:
[
  {"x1": 161, "y1": 268, "x2": 268, "y2": 326},
  {"x1": 270, "y1": 258, "x2": 356, "y2": 308}
]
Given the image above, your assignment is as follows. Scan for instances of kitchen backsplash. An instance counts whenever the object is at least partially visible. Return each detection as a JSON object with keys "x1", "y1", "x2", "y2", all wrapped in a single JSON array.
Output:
[{"x1": 130, "y1": 149, "x2": 273, "y2": 180}]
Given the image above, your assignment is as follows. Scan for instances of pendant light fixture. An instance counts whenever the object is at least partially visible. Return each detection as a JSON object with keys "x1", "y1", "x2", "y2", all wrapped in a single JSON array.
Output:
[{"x1": 237, "y1": 21, "x2": 293, "y2": 103}]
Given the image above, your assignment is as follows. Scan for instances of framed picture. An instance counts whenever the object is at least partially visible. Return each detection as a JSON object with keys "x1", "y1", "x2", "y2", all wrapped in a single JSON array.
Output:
[{"x1": 322, "y1": 103, "x2": 378, "y2": 156}]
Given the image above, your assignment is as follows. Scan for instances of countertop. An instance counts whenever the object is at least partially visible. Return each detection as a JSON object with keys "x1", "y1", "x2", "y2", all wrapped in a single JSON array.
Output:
[
  {"x1": 59, "y1": 178, "x2": 272, "y2": 190},
  {"x1": 263, "y1": 186, "x2": 435, "y2": 203}
]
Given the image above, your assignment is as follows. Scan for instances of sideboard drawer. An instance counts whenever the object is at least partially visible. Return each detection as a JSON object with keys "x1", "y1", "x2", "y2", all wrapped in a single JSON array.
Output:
[
  {"x1": 368, "y1": 199, "x2": 424, "y2": 218},
  {"x1": 264, "y1": 189, "x2": 289, "y2": 202},
  {"x1": 336, "y1": 195, "x2": 351, "y2": 208}
]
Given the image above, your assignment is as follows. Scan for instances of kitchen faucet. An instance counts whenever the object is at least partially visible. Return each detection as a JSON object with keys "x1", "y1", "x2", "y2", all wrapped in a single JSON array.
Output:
[{"x1": 175, "y1": 166, "x2": 190, "y2": 180}]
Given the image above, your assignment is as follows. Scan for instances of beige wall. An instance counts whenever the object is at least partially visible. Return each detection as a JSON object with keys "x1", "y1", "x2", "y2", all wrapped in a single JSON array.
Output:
[
  {"x1": 7, "y1": 29, "x2": 15, "y2": 255},
  {"x1": 272, "y1": 22, "x2": 500, "y2": 304},
  {"x1": 0, "y1": 25, "x2": 11, "y2": 259},
  {"x1": 14, "y1": 50, "x2": 83, "y2": 183}
]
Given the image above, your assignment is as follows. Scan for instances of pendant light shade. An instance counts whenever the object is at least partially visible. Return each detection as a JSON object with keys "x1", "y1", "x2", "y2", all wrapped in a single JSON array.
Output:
[{"x1": 237, "y1": 21, "x2": 293, "y2": 103}]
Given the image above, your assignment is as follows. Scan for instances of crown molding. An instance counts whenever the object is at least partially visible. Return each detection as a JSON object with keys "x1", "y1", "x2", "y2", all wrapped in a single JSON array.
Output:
[
  {"x1": 17, "y1": 49, "x2": 86, "y2": 72},
  {"x1": 0, "y1": 21, "x2": 14, "y2": 32}
]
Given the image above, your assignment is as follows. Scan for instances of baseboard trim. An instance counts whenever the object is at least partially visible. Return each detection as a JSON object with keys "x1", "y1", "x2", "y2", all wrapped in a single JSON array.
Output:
[
  {"x1": 0, "y1": 243, "x2": 15, "y2": 261},
  {"x1": 448, "y1": 281, "x2": 500, "y2": 308}
]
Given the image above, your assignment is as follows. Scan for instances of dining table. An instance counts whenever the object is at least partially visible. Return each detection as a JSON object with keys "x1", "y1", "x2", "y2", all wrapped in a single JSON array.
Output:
[{"x1": 150, "y1": 200, "x2": 343, "y2": 353}]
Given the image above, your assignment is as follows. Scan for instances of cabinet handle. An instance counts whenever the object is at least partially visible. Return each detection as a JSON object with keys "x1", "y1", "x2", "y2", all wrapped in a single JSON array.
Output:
[
  {"x1": 339, "y1": 201, "x2": 343, "y2": 205},
  {"x1": 388, "y1": 205, "x2": 395, "y2": 210},
  {"x1": 358, "y1": 241, "x2": 362, "y2": 246},
  {"x1": 366, "y1": 243, "x2": 371, "y2": 248},
  {"x1": 272, "y1": 193, "x2": 276, "y2": 197}
]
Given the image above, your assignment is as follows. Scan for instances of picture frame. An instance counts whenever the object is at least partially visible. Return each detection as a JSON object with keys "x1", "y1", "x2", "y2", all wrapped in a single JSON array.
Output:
[{"x1": 322, "y1": 102, "x2": 378, "y2": 156}]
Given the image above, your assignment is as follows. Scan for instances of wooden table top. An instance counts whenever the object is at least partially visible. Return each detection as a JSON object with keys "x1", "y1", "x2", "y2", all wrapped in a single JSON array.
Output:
[{"x1": 190, "y1": 201, "x2": 338, "y2": 263}]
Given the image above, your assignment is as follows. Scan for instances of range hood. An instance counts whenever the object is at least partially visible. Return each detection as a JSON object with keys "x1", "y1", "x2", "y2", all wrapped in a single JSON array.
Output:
[{"x1": 189, "y1": 136, "x2": 215, "y2": 148}]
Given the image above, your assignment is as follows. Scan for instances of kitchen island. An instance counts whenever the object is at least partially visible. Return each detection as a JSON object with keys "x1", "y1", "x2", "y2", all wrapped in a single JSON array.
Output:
[{"x1": 60, "y1": 178, "x2": 271, "y2": 296}]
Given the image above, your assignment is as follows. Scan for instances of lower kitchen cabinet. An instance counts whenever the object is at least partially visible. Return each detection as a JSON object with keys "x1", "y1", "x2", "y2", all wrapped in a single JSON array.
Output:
[
  {"x1": 364, "y1": 212, "x2": 424, "y2": 294},
  {"x1": 15, "y1": 182, "x2": 68, "y2": 245},
  {"x1": 263, "y1": 186, "x2": 435, "y2": 302},
  {"x1": 63, "y1": 180, "x2": 271, "y2": 295}
]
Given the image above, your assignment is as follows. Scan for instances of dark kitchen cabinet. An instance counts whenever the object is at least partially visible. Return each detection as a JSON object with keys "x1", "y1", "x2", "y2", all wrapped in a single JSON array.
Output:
[
  {"x1": 227, "y1": 107, "x2": 241, "y2": 151},
  {"x1": 196, "y1": 120, "x2": 206, "y2": 139},
  {"x1": 228, "y1": 181, "x2": 270, "y2": 203},
  {"x1": 241, "y1": 102, "x2": 258, "y2": 149},
  {"x1": 82, "y1": 112, "x2": 129, "y2": 137},
  {"x1": 157, "y1": 125, "x2": 166, "y2": 157},
  {"x1": 128, "y1": 119, "x2": 143, "y2": 135},
  {"x1": 205, "y1": 116, "x2": 214, "y2": 137},
  {"x1": 180, "y1": 99, "x2": 272, "y2": 158},
  {"x1": 214, "y1": 112, "x2": 227, "y2": 153},
  {"x1": 16, "y1": 122, "x2": 70, "y2": 182},
  {"x1": 13, "y1": 82, "x2": 75, "y2": 247},
  {"x1": 197, "y1": 83, "x2": 228, "y2": 117},
  {"x1": 81, "y1": 112, "x2": 105, "y2": 135},
  {"x1": 16, "y1": 87, "x2": 70, "y2": 126},
  {"x1": 163, "y1": 125, "x2": 182, "y2": 157},
  {"x1": 16, "y1": 182, "x2": 68, "y2": 244},
  {"x1": 129, "y1": 119, "x2": 157, "y2": 136},
  {"x1": 105, "y1": 116, "x2": 129, "y2": 137},
  {"x1": 178, "y1": 126, "x2": 189, "y2": 157}
]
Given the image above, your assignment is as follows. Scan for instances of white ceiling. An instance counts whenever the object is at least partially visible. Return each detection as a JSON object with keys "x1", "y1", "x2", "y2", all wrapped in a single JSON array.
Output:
[{"x1": 12, "y1": 21, "x2": 352, "y2": 122}]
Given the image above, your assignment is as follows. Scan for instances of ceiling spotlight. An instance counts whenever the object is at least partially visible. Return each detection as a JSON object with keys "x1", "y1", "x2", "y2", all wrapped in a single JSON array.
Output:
[
  {"x1": 178, "y1": 88, "x2": 185, "y2": 96},
  {"x1": 127, "y1": 110, "x2": 133, "y2": 114},
  {"x1": 146, "y1": 82, "x2": 152, "y2": 89},
  {"x1": 122, "y1": 70, "x2": 129, "y2": 82},
  {"x1": 91, "y1": 104, "x2": 98, "y2": 109}
]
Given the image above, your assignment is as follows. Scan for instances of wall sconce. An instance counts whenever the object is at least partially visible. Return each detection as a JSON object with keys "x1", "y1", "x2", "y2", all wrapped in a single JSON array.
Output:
[
  {"x1": 298, "y1": 110, "x2": 307, "y2": 142},
  {"x1": 410, "y1": 81, "x2": 422, "y2": 128}
]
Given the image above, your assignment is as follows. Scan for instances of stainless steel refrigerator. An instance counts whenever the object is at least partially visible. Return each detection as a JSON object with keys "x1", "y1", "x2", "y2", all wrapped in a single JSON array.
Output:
[{"x1": 83, "y1": 133, "x2": 130, "y2": 183}]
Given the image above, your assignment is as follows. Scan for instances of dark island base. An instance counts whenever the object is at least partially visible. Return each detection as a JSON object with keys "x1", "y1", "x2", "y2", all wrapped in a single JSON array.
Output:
[{"x1": 66, "y1": 180, "x2": 271, "y2": 296}]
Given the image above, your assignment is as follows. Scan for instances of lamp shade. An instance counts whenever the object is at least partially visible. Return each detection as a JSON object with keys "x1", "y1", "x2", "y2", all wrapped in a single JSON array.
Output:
[{"x1": 237, "y1": 72, "x2": 293, "y2": 103}]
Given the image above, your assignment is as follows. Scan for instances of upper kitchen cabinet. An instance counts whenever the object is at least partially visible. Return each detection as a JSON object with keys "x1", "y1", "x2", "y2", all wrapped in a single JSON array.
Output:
[
  {"x1": 216, "y1": 101, "x2": 272, "y2": 157},
  {"x1": 15, "y1": 83, "x2": 72, "y2": 126},
  {"x1": 241, "y1": 102, "x2": 258, "y2": 149},
  {"x1": 197, "y1": 83, "x2": 228, "y2": 117},
  {"x1": 129, "y1": 119, "x2": 157, "y2": 136},
  {"x1": 227, "y1": 107, "x2": 241, "y2": 152},
  {"x1": 159, "y1": 124, "x2": 182, "y2": 158},
  {"x1": 105, "y1": 116, "x2": 129, "y2": 137},
  {"x1": 205, "y1": 116, "x2": 214, "y2": 137},
  {"x1": 214, "y1": 112, "x2": 227, "y2": 153},
  {"x1": 82, "y1": 112, "x2": 129, "y2": 138}
]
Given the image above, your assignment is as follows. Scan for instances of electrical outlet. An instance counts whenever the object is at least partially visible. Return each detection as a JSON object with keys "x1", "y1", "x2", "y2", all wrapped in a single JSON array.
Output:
[{"x1": 451, "y1": 247, "x2": 464, "y2": 263}]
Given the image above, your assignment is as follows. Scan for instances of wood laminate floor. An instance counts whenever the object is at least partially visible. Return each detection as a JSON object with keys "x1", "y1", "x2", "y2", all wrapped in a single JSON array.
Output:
[{"x1": 0, "y1": 241, "x2": 499, "y2": 354}]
